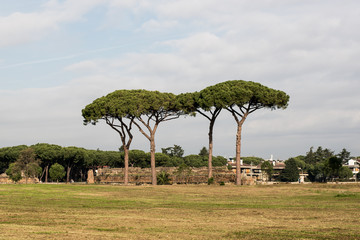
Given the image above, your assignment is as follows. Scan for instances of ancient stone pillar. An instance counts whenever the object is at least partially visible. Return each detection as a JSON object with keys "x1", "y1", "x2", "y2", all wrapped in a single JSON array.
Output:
[{"x1": 87, "y1": 169, "x2": 95, "y2": 184}]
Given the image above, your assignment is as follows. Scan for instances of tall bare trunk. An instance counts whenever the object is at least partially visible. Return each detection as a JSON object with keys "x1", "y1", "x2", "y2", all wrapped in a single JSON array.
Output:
[
  {"x1": 124, "y1": 147, "x2": 129, "y2": 185},
  {"x1": 208, "y1": 141, "x2": 213, "y2": 179},
  {"x1": 45, "y1": 165, "x2": 49, "y2": 183},
  {"x1": 235, "y1": 123, "x2": 242, "y2": 185},
  {"x1": 150, "y1": 135, "x2": 156, "y2": 185},
  {"x1": 66, "y1": 166, "x2": 71, "y2": 184},
  {"x1": 40, "y1": 168, "x2": 46, "y2": 182},
  {"x1": 25, "y1": 165, "x2": 28, "y2": 184},
  {"x1": 235, "y1": 115, "x2": 247, "y2": 185},
  {"x1": 208, "y1": 120, "x2": 215, "y2": 179}
]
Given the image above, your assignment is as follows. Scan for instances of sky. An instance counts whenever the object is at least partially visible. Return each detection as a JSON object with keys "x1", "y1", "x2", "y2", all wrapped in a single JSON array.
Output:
[{"x1": 1, "y1": 0, "x2": 359, "y2": 160}]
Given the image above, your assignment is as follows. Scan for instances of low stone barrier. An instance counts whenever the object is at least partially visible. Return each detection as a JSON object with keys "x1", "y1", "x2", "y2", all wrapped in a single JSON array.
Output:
[
  {"x1": 0, "y1": 173, "x2": 39, "y2": 184},
  {"x1": 93, "y1": 166, "x2": 252, "y2": 185}
]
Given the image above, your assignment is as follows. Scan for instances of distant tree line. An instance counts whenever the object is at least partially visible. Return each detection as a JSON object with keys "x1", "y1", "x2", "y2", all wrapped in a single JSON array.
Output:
[
  {"x1": 275, "y1": 147, "x2": 357, "y2": 182},
  {"x1": 0, "y1": 143, "x2": 227, "y2": 183}
]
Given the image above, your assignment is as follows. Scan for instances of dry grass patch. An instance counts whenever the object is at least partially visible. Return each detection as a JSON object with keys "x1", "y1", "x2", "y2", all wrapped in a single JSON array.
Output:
[{"x1": 0, "y1": 183, "x2": 359, "y2": 239}]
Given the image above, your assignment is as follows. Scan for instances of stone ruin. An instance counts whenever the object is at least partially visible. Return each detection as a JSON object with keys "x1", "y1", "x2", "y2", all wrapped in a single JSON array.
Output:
[{"x1": 88, "y1": 166, "x2": 256, "y2": 185}]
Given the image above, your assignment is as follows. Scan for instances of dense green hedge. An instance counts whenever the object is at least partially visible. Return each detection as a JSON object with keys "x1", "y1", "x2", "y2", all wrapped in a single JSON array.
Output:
[{"x1": 0, "y1": 144, "x2": 227, "y2": 182}]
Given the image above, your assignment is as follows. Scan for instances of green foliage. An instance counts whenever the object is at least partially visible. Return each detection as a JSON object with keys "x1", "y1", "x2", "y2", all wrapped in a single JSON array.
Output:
[
  {"x1": 30, "y1": 163, "x2": 42, "y2": 178},
  {"x1": 337, "y1": 148, "x2": 351, "y2": 164},
  {"x1": 166, "y1": 157, "x2": 185, "y2": 167},
  {"x1": 32, "y1": 143, "x2": 62, "y2": 166},
  {"x1": 177, "y1": 89, "x2": 223, "y2": 183},
  {"x1": 292, "y1": 156, "x2": 306, "y2": 170},
  {"x1": 212, "y1": 156, "x2": 228, "y2": 166},
  {"x1": 176, "y1": 91, "x2": 200, "y2": 113},
  {"x1": 0, "y1": 145, "x2": 28, "y2": 173},
  {"x1": 31, "y1": 143, "x2": 63, "y2": 182},
  {"x1": 85, "y1": 150, "x2": 101, "y2": 168},
  {"x1": 82, "y1": 83, "x2": 288, "y2": 186},
  {"x1": 304, "y1": 146, "x2": 354, "y2": 182},
  {"x1": 328, "y1": 156, "x2": 342, "y2": 178},
  {"x1": 261, "y1": 161, "x2": 274, "y2": 181},
  {"x1": 206, "y1": 80, "x2": 290, "y2": 111},
  {"x1": 16, "y1": 148, "x2": 42, "y2": 183},
  {"x1": 62, "y1": 147, "x2": 86, "y2": 182},
  {"x1": 4, "y1": 147, "x2": 43, "y2": 183},
  {"x1": 207, "y1": 177, "x2": 214, "y2": 185},
  {"x1": 157, "y1": 171, "x2": 171, "y2": 185},
  {"x1": 49, "y1": 163, "x2": 66, "y2": 182},
  {"x1": 338, "y1": 166, "x2": 353, "y2": 180},
  {"x1": 83, "y1": 89, "x2": 183, "y2": 185},
  {"x1": 129, "y1": 150, "x2": 149, "y2": 168},
  {"x1": 198, "y1": 147, "x2": 208, "y2": 157},
  {"x1": 62, "y1": 147, "x2": 85, "y2": 166},
  {"x1": 280, "y1": 158, "x2": 299, "y2": 182},
  {"x1": 82, "y1": 90, "x2": 139, "y2": 122},
  {"x1": 307, "y1": 162, "x2": 328, "y2": 182},
  {"x1": 155, "y1": 153, "x2": 171, "y2": 166},
  {"x1": 184, "y1": 155, "x2": 207, "y2": 168},
  {"x1": 178, "y1": 81, "x2": 289, "y2": 186},
  {"x1": 83, "y1": 89, "x2": 181, "y2": 123},
  {"x1": 174, "y1": 164, "x2": 192, "y2": 183},
  {"x1": 304, "y1": 146, "x2": 334, "y2": 165},
  {"x1": 105, "y1": 151, "x2": 124, "y2": 168},
  {"x1": 161, "y1": 145, "x2": 184, "y2": 158},
  {"x1": 242, "y1": 157, "x2": 263, "y2": 165},
  {"x1": 6, "y1": 163, "x2": 22, "y2": 183}
]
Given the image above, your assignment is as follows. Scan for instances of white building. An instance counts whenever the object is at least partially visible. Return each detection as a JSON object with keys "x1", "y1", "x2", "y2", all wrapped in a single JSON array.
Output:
[{"x1": 345, "y1": 159, "x2": 359, "y2": 179}]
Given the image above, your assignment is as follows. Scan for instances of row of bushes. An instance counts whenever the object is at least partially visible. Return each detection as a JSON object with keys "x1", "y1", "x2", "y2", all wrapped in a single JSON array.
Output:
[{"x1": 0, "y1": 143, "x2": 227, "y2": 182}]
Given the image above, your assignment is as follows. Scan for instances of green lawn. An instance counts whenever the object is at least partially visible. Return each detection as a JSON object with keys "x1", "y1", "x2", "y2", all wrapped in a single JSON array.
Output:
[{"x1": 0, "y1": 183, "x2": 359, "y2": 239}]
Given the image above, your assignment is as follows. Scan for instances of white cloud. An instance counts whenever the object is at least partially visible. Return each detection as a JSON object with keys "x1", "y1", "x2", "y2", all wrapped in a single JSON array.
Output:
[
  {"x1": 107, "y1": 0, "x2": 139, "y2": 9},
  {"x1": 1, "y1": 0, "x2": 360, "y2": 158},
  {"x1": 0, "y1": 0, "x2": 103, "y2": 47},
  {"x1": 139, "y1": 19, "x2": 178, "y2": 32},
  {"x1": 0, "y1": 12, "x2": 57, "y2": 47}
]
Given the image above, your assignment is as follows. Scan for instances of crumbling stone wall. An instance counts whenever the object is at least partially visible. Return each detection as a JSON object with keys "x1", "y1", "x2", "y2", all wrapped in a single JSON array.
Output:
[
  {"x1": 0, "y1": 173, "x2": 39, "y2": 184},
  {"x1": 93, "y1": 166, "x2": 254, "y2": 185}
]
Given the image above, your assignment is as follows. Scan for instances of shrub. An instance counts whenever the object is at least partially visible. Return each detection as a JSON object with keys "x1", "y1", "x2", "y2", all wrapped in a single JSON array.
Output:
[
  {"x1": 212, "y1": 156, "x2": 228, "y2": 166},
  {"x1": 280, "y1": 158, "x2": 299, "y2": 182},
  {"x1": 157, "y1": 171, "x2": 171, "y2": 185},
  {"x1": 338, "y1": 166, "x2": 353, "y2": 180},
  {"x1": 6, "y1": 163, "x2": 22, "y2": 183},
  {"x1": 174, "y1": 164, "x2": 192, "y2": 184},
  {"x1": 207, "y1": 177, "x2": 214, "y2": 185},
  {"x1": 49, "y1": 163, "x2": 66, "y2": 182}
]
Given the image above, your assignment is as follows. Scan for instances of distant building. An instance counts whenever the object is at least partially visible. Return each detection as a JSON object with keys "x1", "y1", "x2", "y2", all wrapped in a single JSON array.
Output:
[
  {"x1": 227, "y1": 157, "x2": 308, "y2": 182},
  {"x1": 227, "y1": 158, "x2": 286, "y2": 181},
  {"x1": 344, "y1": 159, "x2": 359, "y2": 179}
]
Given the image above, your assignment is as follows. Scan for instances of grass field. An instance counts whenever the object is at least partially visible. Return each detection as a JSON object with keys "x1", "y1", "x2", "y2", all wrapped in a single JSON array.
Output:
[{"x1": 0, "y1": 183, "x2": 359, "y2": 240}]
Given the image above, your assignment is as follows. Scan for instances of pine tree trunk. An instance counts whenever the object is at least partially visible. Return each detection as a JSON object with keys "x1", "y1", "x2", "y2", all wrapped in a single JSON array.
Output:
[
  {"x1": 25, "y1": 165, "x2": 28, "y2": 184},
  {"x1": 235, "y1": 113, "x2": 247, "y2": 185},
  {"x1": 124, "y1": 147, "x2": 129, "y2": 185},
  {"x1": 208, "y1": 120, "x2": 214, "y2": 179},
  {"x1": 150, "y1": 135, "x2": 157, "y2": 185},
  {"x1": 45, "y1": 165, "x2": 49, "y2": 183},
  {"x1": 66, "y1": 166, "x2": 71, "y2": 184},
  {"x1": 235, "y1": 122, "x2": 242, "y2": 185}
]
